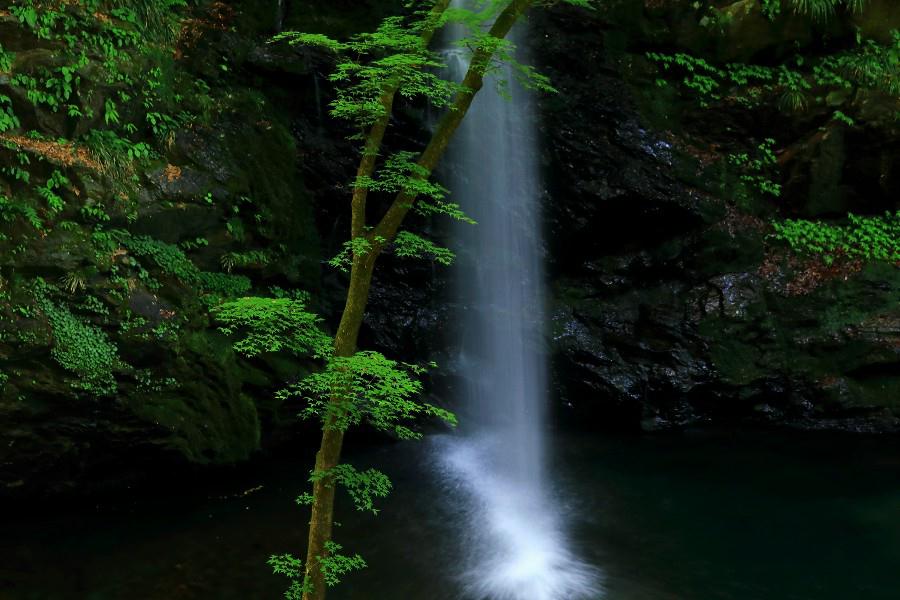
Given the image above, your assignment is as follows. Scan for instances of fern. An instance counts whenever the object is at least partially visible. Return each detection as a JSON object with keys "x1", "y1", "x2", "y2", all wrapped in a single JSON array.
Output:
[
  {"x1": 772, "y1": 212, "x2": 900, "y2": 264},
  {"x1": 787, "y1": 0, "x2": 869, "y2": 20}
]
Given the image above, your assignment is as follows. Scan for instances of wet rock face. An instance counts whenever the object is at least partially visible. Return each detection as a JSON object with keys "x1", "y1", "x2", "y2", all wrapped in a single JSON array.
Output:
[
  {"x1": 0, "y1": 1, "x2": 328, "y2": 498},
  {"x1": 531, "y1": 6, "x2": 900, "y2": 433},
  {"x1": 551, "y1": 263, "x2": 900, "y2": 433},
  {"x1": 0, "y1": 0, "x2": 416, "y2": 497}
]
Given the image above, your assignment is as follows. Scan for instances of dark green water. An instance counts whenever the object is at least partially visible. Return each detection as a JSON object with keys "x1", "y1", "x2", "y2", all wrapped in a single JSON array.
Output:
[{"x1": 2, "y1": 432, "x2": 898, "y2": 600}]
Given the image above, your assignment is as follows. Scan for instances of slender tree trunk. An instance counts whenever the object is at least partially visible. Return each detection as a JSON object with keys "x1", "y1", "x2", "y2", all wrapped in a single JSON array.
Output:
[
  {"x1": 302, "y1": 255, "x2": 376, "y2": 600},
  {"x1": 302, "y1": 426, "x2": 344, "y2": 598},
  {"x1": 351, "y1": 0, "x2": 451, "y2": 239},
  {"x1": 301, "y1": 2, "x2": 532, "y2": 598}
]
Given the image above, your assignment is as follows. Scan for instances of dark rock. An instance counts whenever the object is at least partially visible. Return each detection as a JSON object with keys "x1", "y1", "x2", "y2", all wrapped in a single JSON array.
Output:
[{"x1": 530, "y1": 4, "x2": 900, "y2": 433}]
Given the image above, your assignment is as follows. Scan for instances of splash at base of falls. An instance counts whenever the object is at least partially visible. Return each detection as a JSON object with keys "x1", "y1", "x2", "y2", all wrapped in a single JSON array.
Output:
[{"x1": 434, "y1": 436, "x2": 602, "y2": 600}]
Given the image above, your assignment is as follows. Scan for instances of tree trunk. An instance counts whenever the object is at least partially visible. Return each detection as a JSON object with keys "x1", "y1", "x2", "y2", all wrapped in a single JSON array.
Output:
[{"x1": 302, "y1": 255, "x2": 376, "y2": 600}]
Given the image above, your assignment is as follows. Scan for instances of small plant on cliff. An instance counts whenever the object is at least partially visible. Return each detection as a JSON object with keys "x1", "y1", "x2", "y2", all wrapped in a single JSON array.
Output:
[
  {"x1": 728, "y1": 138, "x2": 782, "y2": 199},
  {"x1": 32, "y1": 279, "x2": 122, "y2": 395},
  {"x1": 0, "y1": 0, "x2": 217, "y2": 248},
  {"x1": 648, "y1": 4, "x2": 899, "y2": 266},
  {"x1": 760, "y1": 0, "x2": 869, "y2": 21},
  {"x1": 772, "y1": 211, "x2": 900, "y2": 265}
]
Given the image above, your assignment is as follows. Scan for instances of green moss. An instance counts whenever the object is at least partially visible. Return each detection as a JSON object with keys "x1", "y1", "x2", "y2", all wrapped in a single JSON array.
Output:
[
  {"x1": 126, "y1": 329, "x2": 260, "y2": 462},
  {"x1": 806, "y1": 128, "x2": 848, "y2": 216},
  {"x1": 132, "y1": 389, "x2": 260, "y2": 463},
  {"x1": 843, "y1": 376, "x2": 900, "y2": 410},
  {"x1": 32, "y1": 279, "x2": 122, "y2": 395},
  {"x1": 115, "y1": 231, "x2": 251, "y2": 299},
  {"x1": 701, "y1": 264, "x2": 900, "y2": 409}
]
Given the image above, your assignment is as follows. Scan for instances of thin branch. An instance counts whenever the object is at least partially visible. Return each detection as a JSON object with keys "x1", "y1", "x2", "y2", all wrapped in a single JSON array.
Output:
[
  {"x1": 350, "y1": 0, "x2": 453, "y2": 239},
  {"x1": 371, "y1": 0, "x2": 533, "y2": 246}
]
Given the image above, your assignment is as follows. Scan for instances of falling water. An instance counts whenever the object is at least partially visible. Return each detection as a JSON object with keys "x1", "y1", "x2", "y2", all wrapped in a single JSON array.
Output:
[
  {"x1": 312, "y1": 71, "x2": 324, "y2": 126},
  {"x1": 436, "y1": 5, "x2": 600, "y2": 599},
  {"x1": 274, "y1": 0, "x2": 285, "y2": 32}
]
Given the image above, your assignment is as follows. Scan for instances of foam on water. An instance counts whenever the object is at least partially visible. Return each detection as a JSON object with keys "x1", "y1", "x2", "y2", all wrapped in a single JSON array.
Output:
[{"x1": 436, "y1": 436, "x2": 600, "y2": 600}]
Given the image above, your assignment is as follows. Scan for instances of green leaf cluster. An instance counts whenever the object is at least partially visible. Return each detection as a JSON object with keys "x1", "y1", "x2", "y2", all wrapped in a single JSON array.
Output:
[
  {"x1": 318, "y1": 541, "x2": 367, "y2": 588},
  {"x1": 220, "y1": 249, "x2": 272, "y2": 273},
  {"x1": 327, "y1": 237, "x2": 375, "y2": 272},
  {"x1": 354, "y1": 152, "x2": 449, "y2": 202},
  {"x1": 215, "y1": 294, "x2": 455, "y2": 438},
  {"x1": 273, "y1": 16, "x2": 459, "y2": 131},
  {"x1": 310, "y1": 464, "x2": 392, "y2": 514},
  {"x1": 772, "y1": 212, "x2": 900, "y2": 264},
  {"x1": 728, "y1": 138, "x2": 782, "y2": 198},
  {"x1": 32, "y1": 279, "x2": 121, "y2": 395},
  {"x1": 114, "y1": 232, "x2": 252, "y2": 300},
  {"x1": 392, "y1": 230, "x2": 456, "y2": 265},
  {"x1": 279, "y1": 350, "x2": 455, "y2": 439},
  {"x1": 267, "y1": 539, "x2": 367, "y2": 595},
  {"x1": 785, "y1": 0, "x2": 868, "y2": 21},
  {"x1": 648, "y1": 29, "x2": 900, "y2": 119},
  {"x1": 213, "y1": 297, "x2": 331, "y2": 359},
  {"x1": 268, "y1": 554, "x2": 311, "y2": 599}
]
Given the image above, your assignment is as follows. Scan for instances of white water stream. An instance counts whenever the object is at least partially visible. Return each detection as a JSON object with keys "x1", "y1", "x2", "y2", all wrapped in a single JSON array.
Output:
[{"x1": 435, "y1": 5, "x2": 600, "y2": 599}]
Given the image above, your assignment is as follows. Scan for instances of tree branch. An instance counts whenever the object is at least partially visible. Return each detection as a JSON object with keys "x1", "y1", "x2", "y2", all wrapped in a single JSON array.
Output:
[
  {"x1": 350, "y1": 0, "x2": 452, "y2": 239},
  {"x1": 371, "y1": 0, "x2": 533, "y2": 246}
]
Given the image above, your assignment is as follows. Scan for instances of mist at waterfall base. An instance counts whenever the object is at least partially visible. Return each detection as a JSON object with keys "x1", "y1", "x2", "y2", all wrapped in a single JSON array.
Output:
[{"x1": 432, "y1": 20, "x2": 600, "y2": 600}]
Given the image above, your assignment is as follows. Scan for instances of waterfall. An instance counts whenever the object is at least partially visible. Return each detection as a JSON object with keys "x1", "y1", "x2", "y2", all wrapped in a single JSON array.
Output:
[
  {"x1": 274, "y1": 0, "x2": 285, "y2": 33},
  {"x1": 312, "y1": 70, "x2": 324, "y2": 126},
  {"x1": 435, "y1": 5, "x2": 600, "y2": 599}
]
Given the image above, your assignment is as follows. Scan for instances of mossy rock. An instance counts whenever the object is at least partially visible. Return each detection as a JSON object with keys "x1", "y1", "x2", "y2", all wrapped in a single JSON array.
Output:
[
  {"x1": 121, "y1": 329, "x2": 260, "y2": 463},
  {"x1": 702, "y1": 263, "x2": 900, "y2": 409}
]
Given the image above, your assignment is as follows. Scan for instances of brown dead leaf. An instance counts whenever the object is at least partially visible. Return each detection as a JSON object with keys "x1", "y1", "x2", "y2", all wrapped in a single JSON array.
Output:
[{"x1": 1, "y1": 134, "x2": 102, "y2": 171}]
